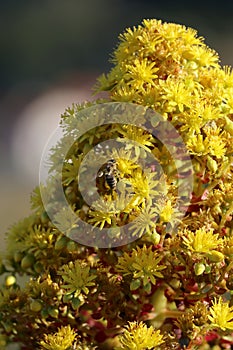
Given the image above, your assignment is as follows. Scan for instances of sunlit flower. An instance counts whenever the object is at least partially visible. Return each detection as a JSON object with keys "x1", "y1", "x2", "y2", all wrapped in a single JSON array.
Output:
[
  {"x1": 115, "y1": 321, "x2": 164, "y2": 350},
  {"x1": 129, "y1": 169, "x2": 160, "y2": 202},
  {"x1": 129, "y1": 205, "x2": 159, "y2": 238},
  {"x1": 159, "y1": 199, "x2": 173, "y2": 222},
  {"x1": 223, "y1": 237, "x2": 233, "y2": 257},
  {"x1": 88, "y1": 209, "x2": 115, "y2": 229},
  {"x1": 186, "y1": 128, "x2": 227, "y2": 158},
  {"x1": 208, "y1": 297, "x2": 233, "y2": 331},
  {"x1": 205, "y1": 132, "x2": 227, "y2": 159},
  {"x1": 186, "y1": 133, "x2": 207, "y2": 155},
  {"x1": 160, "y1": 78, "x2": 193, "y2": 113},
  {"x1": 40, "y1": 325, "x2": 77, "y2": 350},
  {"x1": 190, "y1": 46, "x2": 219, "y2": 68},
  {"x1": 125, "y1": 59, "x2": 159, "y2": 89},
  {"x1": 117, "y1": 124, "x2": 154, "y2": 153},
  {"x1": 111, "y1": 149, "x2": 139, "y2": 176},
  {"x1": 182, "y1": 228, "x2": 223, "y2": 254},
  {"x1": 112, "y1": 84, "x2": 139, "y2": 102},
  {"x1": 88, "y1": 199, "x2": 118, "y2": 229},
  {"x1": 59, "y1": 260, "x2": 96, "y2": 297},
  {"x1": 116, "y1": 245, "x2": 166, "y2": 288}
]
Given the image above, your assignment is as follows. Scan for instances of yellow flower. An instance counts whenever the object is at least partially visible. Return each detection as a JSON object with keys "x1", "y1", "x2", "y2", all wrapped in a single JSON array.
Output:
[
  {"x1": 208, "y1": 297, "x2": 233, "y2": 331},
  {"x1": 129, "y1": 169, "x2": 159, "y2": 203},
  {"x1": 159, "y1": 199, "x2": 173, "y2": 222},
  {"x1": 223, "y1": 236, "x2": 233, "y2": 257},
  {"x1": 186, "y1": 129, "x2": 227, "y2": 158},
  {"x1": 115, "y1": 321, "x2": 164, "y2": 350},
  {"x1": 40, "y1": 325, "x2": 77, "y2": 350},
  {"x1": 88, "y1": 199, "x2": 118, "y2": 229},
  {"x1": 160, "y1": 78, "x2": 193, "y2": 113},
  {"x1": 116, "y1": 245, "x2": 166, "y2": 288},
  {"x1": 114, "y1": 153, "x2": 139, "y2": 177},
  {"x1": 112, "y1": 84, "x2": 139, "y2": 102},
  {"x1": 205, "y1": 132, "x2": 227, "y2": 159},
  {"x1": 191, "y1": 46, "x2": 219, "y2": 68},
  {"x1": 88, "y1": 209, "x2": 115, "y2": 229},
  {"x1": 186, "y1": 133, "x2": 206, "y2": 155},
  {"x1": 117, "y1": 124, "x2": 154, "y2": 153},
  {"x1": 125, "y1": 58, "x2": 159, "y2": 89},
  {"x1": 129, "y1": 205, "x2": 159, "y2": 238},
  {"x1": 207, "y1": 136, "x2": 227, "y2": 158},
  {"x1": 58, "y1": 260, "x2": 96, "y2": 297},
  {"x1": 115, "y1": 26, "x2": 145, "y2": 62},
  {"x1": 182, "y1": 228, "x2": 223, "y2": 254}
]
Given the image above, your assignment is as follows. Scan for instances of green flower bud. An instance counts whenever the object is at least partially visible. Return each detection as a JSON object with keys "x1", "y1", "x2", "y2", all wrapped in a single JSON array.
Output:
[
  {"x1": 41, "y1": 308, "x2": 49, "y2": 319},
  {"x1": 144, "y1": 282, "x2": 152, "y2": 293},
  {"x1": 5, "y1": 275, "x2": 16, "y2": 287},
  {"x1": 34, "y1": 261, "x2": 44, "y2": 274},
  {"x1": 151, "y1": 232, "x2": 161, "y2": 245},
  {"x1": 21, "y1": 254, "x2": 35, "y2": 269},
  {"x1": 194, "y1": 263, "x2": 205, "y2": 276},
  {"x1": 48, "y1": 307, "x2": 59, "y2": 318},
  {"x1": 66, "y1": 240, "x2": 78, "y2": 251},
  {"x1": 169, "y1": 278, "x2": 181, "y2": 289},
  {"x1": 224, "y1": 116, "x2": 233, "y2": 135},
  {"x1": 71, "y1": 297, "x2": 81, "y2": 309},
  {"x1": 13, "y1": 251, "x2": 24, "y2": 263},
  {"x1": 30, "y1": 300, "x2": 43, "y2": 312},
  {"x1": 63, "y1": 294, "x2": 73, "y2": 303},
  {"x1": 205, "y1": 264, "x2": 211, "y2": 274},
  {"x1": 207, "y1": 156, "x2": 218, "y2": 173},
  {"x1": 207, "y1": 250, "x2": 225, "y2": 262},
  {"x1": 55, "y1": 236, "x2": 68, "y2": 250}
]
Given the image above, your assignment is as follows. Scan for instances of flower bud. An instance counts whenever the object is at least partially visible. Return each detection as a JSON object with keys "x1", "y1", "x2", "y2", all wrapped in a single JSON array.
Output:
[
  {"x1": 30, "y1": 300, "x2": 43, "y2": 312},
  {"x1": 207, "y1": 250, "x2": 224, "y2": 262},
  {"x1": 13, "y1": 251, "x2": 24, "y2": 263},
  {"x1": 48, "y1": 307, "x2": 59, "y2": 318},
  {"x1": 224, "y1": 116, "x2": 233, "y2": 136},
  {"x1": 66, "y1": 240, "x2": 78, "y2": 251},
  {"x1": 194, "y1": 263, "x2": 205, "y2": 276},
  {"x1": 21, "y1": 254, "x2": 35, "y2": 269},
  {"x1": 5, "y1": 275, "x2": 16, "y2": 287},
  {"x1": 55, "y1": 236, "x2": 68, "y2": 250},
  {"x1": 34, "y1": 262, "x2": 43, "y2": 274},
  {"x1": 207, "y1": 156, "x2": 218, "y2": 173}
]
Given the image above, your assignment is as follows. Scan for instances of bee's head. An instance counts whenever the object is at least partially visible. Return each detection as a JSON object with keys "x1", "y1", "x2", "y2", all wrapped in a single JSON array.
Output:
[{"x1": 108, "y1": 159, "x2": 116, "y2": 164}]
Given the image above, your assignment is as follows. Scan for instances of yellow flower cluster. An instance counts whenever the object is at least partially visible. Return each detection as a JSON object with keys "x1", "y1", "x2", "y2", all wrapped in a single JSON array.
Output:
[
  {"x1": 58, "y1": 260, "x2": 96, "y2": 297},
  {"x1": 209, "y1": 297, "x2": 233, "y2": 331},
  {"x1": 115, "y1": 321, "x2": 164, "y2": 349},
  {"x1": 116, "y1": 245, "x2": 166, "y2": 292},
  {"x1": 2, "y1": 18, "x2": 233, "y2": 349},
  {"x1": 40, "y1": 325, "x2": 77, "y2": 350},
  {"x1": 97, "y1": 17, "x2": 233, "y2": 236},
  {"x1": 182, "y1": 227, "x2": 225, "y2": 264}
]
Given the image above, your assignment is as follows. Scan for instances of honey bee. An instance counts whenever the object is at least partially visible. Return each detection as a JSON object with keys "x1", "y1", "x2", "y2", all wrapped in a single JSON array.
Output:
[{"x1": 96, "y1": 159, "x2": 119, "y2": 194}]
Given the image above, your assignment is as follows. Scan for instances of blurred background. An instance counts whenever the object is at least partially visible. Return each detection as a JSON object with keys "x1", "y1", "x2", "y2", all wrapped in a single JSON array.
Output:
[{"x1": 1, "y1": 0, "x2": 233, "y2": 243}]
